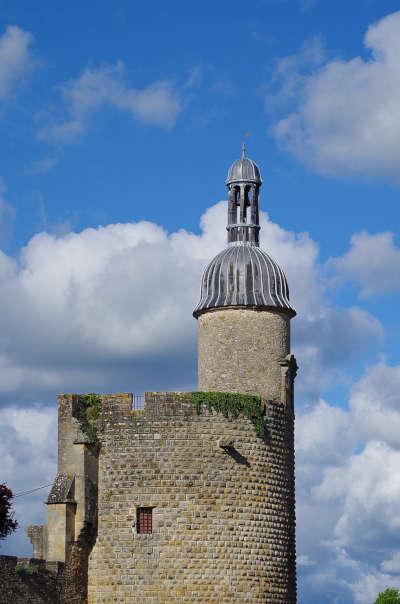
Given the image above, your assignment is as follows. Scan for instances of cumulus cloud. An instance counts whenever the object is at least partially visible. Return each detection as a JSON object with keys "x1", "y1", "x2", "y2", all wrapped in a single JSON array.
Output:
[
  {"x1": 381, "y1": 552, "x2": 400, "y2": 574},
  {"x1": 331, "y1": 231, "x2": 400, "y2": 297},
  {"x1": 349, "y1": 571, "x2": 400, "y2": 604},
  {"x1": 0, "y1": 404, "x2": 56, "y2": 555},
  {"x1": 296, "y1": 399, "x2": 352, "y2": 469},
  {"x1": 0, "y1": 25, "x2": 34, "y2": 101},
  {"x1": 350, "y1": 362, "x2": 400, "y2": 449},
  {"x1": 315, "y1": 441, "x2": 400, "y2": 548},
  {"x1": 0, "y1": 200, "x2": 381, "y2": 404},
  {"x1": 272, "y1": 10, "x2": 400, "y2": 180},
  {"x1": 40, "y1": 62, "x2": 182, "y2": 142},
  {"x1": 296, "y1": 361, "x2": 400, "y2": 603}
]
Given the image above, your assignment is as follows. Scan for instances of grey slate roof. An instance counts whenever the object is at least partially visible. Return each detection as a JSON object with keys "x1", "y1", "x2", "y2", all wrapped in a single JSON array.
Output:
[
  {"x1": 46, "y1": 473, "x2": 75, "y2": 504},
  {"x1": 193, "y1": 243, "x2": 295, "y2": 317}
]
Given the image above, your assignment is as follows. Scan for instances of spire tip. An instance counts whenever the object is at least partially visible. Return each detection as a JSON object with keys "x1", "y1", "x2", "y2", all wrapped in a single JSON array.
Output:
[{"x1": 241, "y1": 142, "x2": 246, "y2": 159}]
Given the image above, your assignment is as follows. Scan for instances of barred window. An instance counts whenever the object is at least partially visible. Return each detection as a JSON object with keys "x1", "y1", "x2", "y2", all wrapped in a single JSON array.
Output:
[{"x1": 136, "y1": 507, "x2": 153, "y2": 534}]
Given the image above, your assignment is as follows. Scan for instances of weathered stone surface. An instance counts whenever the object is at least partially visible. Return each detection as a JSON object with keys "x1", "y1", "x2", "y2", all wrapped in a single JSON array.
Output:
[
  {"x1": 61, "y1": 524, "x2": 97, "y2": 604},
  {"x1": 87, "y1": 390, "x2": 296, "y2": 603},
  {"x1": 27, "y1": 525, "x2": 48, "y2": 560},
  {"x1": 0, "y1": 555, "x2": 64, "y2": 604},
  {"x1": 198, "y1": 308, "x2": 290, "y2": 401}
]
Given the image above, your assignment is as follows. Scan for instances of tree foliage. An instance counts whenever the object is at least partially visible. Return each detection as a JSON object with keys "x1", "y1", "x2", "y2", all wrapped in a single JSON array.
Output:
[
  {"x1": 0, "y1": 483, "x2": 18, "y2": 540},
  {"x1": 375, "y1": 588, "x2": 400, "y2": 604}
]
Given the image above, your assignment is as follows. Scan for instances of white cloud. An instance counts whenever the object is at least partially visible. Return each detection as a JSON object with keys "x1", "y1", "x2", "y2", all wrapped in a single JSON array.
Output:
[
  {"x1": 40, "y1": 62, "x2": 182, "y2": 142},
  {"x1": 297, "y1": 554, "x2": 316, "y2": 567},
  {"x1": 296, "y1": 399, "x2": 352, "y2": 468},
  {"x1": 331, "y1": 231, "x2": 400, "y2": 297},
  {"x1": 315, "y1": 441, "x2": 400, "y2": 547},
  {"x1": 350, "y1": 363, "x2": 400, "y2": 449},
  {"x1": 0, "y1": 404, "x2": 56, "y2": 556},
  {"x1": 0, "y1": 200, "x2": 380, "y2": 403},
  {"x1": 267, "y1": 35, "x2": 326, "y2": 113},
  {"x1": 0, "y1": 25, "x2": 34, "y2": 101},
  {"x1": 295, "y1": 362, "x2": 400, "y2": 603},
  {"x1": 381, "y1": 552, "x2": 400, "y2": 574},
  {"x1": 272, "y1": 10, "x2": 400, "y2": 180},
  {"x1": 349, "y1": 572, "x2": 400, "y2": 604}
]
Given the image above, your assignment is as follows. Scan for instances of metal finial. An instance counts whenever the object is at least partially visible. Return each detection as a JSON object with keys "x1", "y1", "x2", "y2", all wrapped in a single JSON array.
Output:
[{"x1": 242, "y1": 142, "x2": 246, "y2": 159}]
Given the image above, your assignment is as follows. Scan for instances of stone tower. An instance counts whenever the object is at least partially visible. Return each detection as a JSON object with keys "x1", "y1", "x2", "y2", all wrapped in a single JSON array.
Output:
[
  {"x1": 193, "y1": 146, "x2": 298, "y2": 601},
  {"x1": 27, "y1": 147, "x2": 298, "y2": 604},
  {"x1": 194, "y1": 144, "x2": 296, "y2": 402}
]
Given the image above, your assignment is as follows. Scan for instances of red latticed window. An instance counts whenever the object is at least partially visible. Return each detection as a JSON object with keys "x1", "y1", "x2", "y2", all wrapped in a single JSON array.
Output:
[{"x1": 136, "y1": 507, "x2": 153, "y2": 534}]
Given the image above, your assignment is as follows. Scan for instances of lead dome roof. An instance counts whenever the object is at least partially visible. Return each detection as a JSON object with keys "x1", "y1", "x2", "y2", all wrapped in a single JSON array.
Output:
[
  {"x1": 193, "y1": 244, "x2": 295, "y2": 317},
  {"x1": 226, "y1": 156, "x2": 262, "y2": 185}
]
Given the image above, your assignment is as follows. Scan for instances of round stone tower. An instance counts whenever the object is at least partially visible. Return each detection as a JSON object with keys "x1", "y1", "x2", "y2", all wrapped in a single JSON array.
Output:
[
  {"x1": 193, "y1": 144, "x2": 296, "y2": 402},
  {"x1": 193, "y1": 146, "x2": 298, "y2": 603}
]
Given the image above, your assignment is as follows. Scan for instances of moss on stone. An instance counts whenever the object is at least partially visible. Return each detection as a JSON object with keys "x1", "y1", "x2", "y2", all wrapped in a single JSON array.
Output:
[
  {"x1": 187, "y1": 391, "x2": 266, "y2": 438},
  {"x1": 78, "y1": 393, "x2": 102, "y2": 442},
  {"x1": 15, "y1": 563, "x2": 39, "y2": 575}
]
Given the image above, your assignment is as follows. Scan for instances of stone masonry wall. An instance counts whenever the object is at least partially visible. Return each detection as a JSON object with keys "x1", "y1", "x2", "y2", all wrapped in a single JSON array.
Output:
[
  {"x1": 27, "y1": 525, "x2": 47, "y2": 560},
  {"x1": 198, "y1": 308, "x2": 290, "y2": 401},
  {"x1": 61, "y1": 523, "x2": 97, "y2": 604},
  {"x1": 87, "y1": 391, "x2": 296, "y2": 603},
  {"x1": 0, "y1": 556, "x2": 64, "y2": 604}
]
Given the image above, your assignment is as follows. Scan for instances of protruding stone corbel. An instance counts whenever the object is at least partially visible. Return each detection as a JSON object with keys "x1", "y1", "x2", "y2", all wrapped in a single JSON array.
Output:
[
  {"x1": 218, "y1": 437, "x2": 235, "y2": 451},
  {"x1": 279, "y1": 354, "x2": 298, "y2": 412}
]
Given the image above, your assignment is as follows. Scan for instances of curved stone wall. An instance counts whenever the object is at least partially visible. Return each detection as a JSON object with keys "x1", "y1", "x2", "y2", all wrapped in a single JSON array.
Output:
[
  {"x1": 87, "y1": 392, "x2": 296, "y2": 603},
  {"x1": 197, "y1": 308, "x2": 290, "y2": 401}
]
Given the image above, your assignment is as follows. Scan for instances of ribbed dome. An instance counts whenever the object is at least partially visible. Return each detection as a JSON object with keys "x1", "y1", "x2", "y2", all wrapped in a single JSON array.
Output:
[
  {"x1": 226, "y1": 156, "x2": 262, "y2": 185},
  {"x1": 193, "y1": 243, "x2": 295, "y2": 318}
]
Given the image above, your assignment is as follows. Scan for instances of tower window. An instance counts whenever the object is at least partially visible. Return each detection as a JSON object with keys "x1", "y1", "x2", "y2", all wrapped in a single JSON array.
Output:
[{"x1": 136, "y1": 507, "x2": 153, "y2": 534}]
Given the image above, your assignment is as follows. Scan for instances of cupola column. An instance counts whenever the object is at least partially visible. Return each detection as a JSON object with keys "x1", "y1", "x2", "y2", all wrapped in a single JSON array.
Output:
[{"x1": 226, "y1": 146, "x2": 261, "y2": 246}]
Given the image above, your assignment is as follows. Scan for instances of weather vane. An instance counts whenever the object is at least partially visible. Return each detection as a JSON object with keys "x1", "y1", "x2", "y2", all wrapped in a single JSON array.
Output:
[{"x1": 242, "y1": 131, "x2": 252, "y2": 157}]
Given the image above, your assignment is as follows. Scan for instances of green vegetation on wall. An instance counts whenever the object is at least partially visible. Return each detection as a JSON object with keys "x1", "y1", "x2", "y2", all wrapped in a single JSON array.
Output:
[
  {"x1": 78, "y1": 393, "x2": 102, "y2": 442},
  {"x1": 187, "y1": 391, "x2": 266, "y2": 438}
]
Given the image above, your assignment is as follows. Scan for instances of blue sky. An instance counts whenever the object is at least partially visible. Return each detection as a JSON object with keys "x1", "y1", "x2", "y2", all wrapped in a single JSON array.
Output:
[
  {"x1": 1, "y1": 0, "x2": 400, "y2": 255},
  {"x1": 1, "y1": 1, "x2": 400, "y2": 602}
]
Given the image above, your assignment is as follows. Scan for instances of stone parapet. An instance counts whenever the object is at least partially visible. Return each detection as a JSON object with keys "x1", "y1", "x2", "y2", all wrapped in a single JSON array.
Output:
[{"x1": 87, "y1": 391, "x2": 296, "y2": 603}]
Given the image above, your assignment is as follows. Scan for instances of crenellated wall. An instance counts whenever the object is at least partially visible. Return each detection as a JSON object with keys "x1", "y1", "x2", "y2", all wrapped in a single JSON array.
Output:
[{"x1": 87, "y1": 391, "x2": 296, "y2": 603}]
